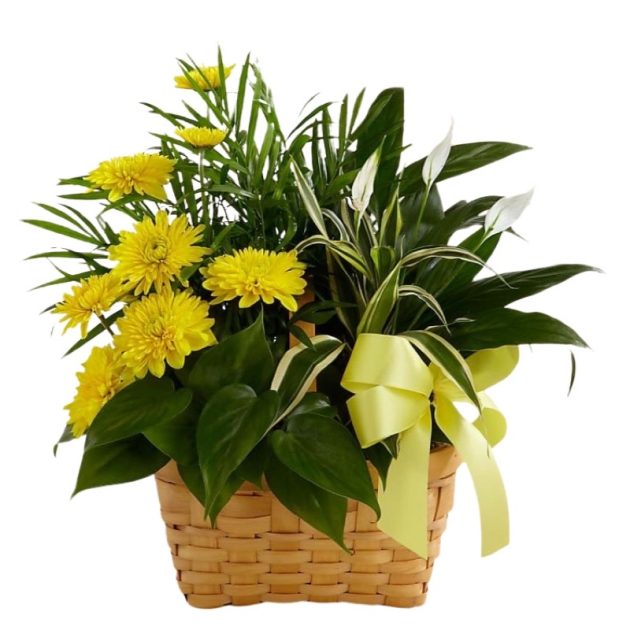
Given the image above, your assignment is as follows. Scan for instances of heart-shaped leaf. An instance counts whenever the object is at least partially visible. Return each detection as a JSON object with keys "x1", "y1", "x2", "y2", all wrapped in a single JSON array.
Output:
[
  {"x1": 270, "y1": 413, "x2": 379, "y2": 515},
  {"x1": 197, "y1": 384, "x2": 279, "y2": 517},
  {"x1": 86, "y1": 377, "x2": 193, "y2": 449},
  {"x1": 265, "y1": 451, "x2": 349, "y2": 552},
  {"x1": 183, "y1": 314, "x2": 274, "y2": 398},
  {"x1": 74, "y1": 435, "x2": 168, "y2": 496}
]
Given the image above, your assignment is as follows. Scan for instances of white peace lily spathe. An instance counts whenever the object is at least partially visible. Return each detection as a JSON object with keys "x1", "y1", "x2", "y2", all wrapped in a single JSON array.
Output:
[
  {"x1": 422, "y1": 120, "x2": 453, "y2": 185},
  {"x1": 350, "y1": 146, "x2": 381, "y2": 220},
  {"x1": 485, "y1": 189, "x2": 535, "y2": 238}
]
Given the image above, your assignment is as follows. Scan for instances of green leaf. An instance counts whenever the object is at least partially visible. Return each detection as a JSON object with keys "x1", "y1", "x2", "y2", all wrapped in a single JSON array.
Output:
[
  {"x1": 399, "y1": 285, "x2": 448, "y2": 328},
  {"x1": 271, "y1": 336, "x2": 344, "y2": 419},
  {"x1": 400, "y1": 142, "x2": 530, "y2": 195},
  {"x1": 143, "y1": 400, "x2": 200, "y2": 465},
  {"x1": 23, "y1": 219, "x2": 101, "y2": 245},
  {"x1": 291, "y1": 160, "x2": 328, "y2": 236},
  {"x1": 177, "y1": 462, "x2": 205, "y2": 505},
  {"x1": 365, "y1": 443, "x2": 393, "y2": 488},
  {"x1": 353, "y1": 88, "x2": 404, "y2": 210},
  {"x1": 53, "y1": 423, "x2": 75, "y2": 456},
  {"x1": 207, "y1": 471, "x2": 246, "y2": 523},
  {"x1": 265, "y1": 451, "x2": 349, "y2": 551},
  {"x1": 568, "y1": 351, "x2": 577, "y2": 396},
  {"x1": 184, "y1": 313, "x2": 274, "y2": 397},
  {"x1": 444, "y1": 264, "x2": 600, "y2": 317},
  {"x1": 422, "y1": 196, "x2": 500, "y2": 246},
  {"x1": 357, "y1": 265, "x2": 400, "y2": 334},
  {"x1": 63, "y1": 309, "x2": 124, "y2": 356},
  {"x1": 73, "y1": 435, "x2": 168, "y2": 496},
  {"x1": 448, "y1": 308, "x2": 589, "y2": 350},
  {"x1": 438, "y1": 142, "x2": 530, "y2": 181},
  {"x1": 270, "y1": 413, "x2": 379, "y2": 514},
  {"x1": 85, "y1": 377, "x2": 193, "y2": 449},
  {"x1": 236, "y1": 440, "x2": 270, "y2": 488},
  {"x1": 402, "y1": 330, "x2": 480, "y2": 408},
  {"x1": 197, "y1": 384, "x2": 279, "y2": 518},
  {"x1": 297, "y1": 235, "x2": 371, "y2": 277},
  {"x1": 289, "y1": 392, "x2": 337, "y2": 418}
]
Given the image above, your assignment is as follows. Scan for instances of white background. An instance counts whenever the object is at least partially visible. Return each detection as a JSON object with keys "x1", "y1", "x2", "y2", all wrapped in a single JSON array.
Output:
[{"x1": 1, "y1": 1, "x2": 627, "y2": 628}]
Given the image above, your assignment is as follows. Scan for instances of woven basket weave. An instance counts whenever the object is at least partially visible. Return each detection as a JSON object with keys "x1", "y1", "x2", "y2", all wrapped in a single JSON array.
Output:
[{"x1": 155, "y1": 444, "x2": 460, "y2": 608}]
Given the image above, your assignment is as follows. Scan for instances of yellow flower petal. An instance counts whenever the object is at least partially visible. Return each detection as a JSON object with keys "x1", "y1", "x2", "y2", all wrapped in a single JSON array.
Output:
[
  {"x1": 114, "y1": 290, "x2": 216, "y2": 378},
  {"x1": 174, "y1": 65, "x2": 234, "y2": 90},
  {"x1": 65, "y1": 345, "x2": 134, "y2": 437},
  {"x1": 53, "y1": 272, "x2": 125, "y2": 338},
  {"x1": 109, "y1": 210, "x2": 210, "y2": 295},
  {"x1": 87, "y1": 153, "x2": 176, "y2": 202},
  {"x1": 175, "y1": 127, "x2": 228, "y2": 148},
  {"x1": 201, "y1": 247, "x2": 307, "y2": 312}
]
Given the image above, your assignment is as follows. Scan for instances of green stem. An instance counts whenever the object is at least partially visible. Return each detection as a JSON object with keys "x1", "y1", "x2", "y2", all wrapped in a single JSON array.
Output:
[
  {"x1": 199, "y1": 150, "x2": 209, "y2": 226},
  {"x1": 96, "y1": 314, "x2": 115, "y2": 337},
  {"x1": 415, "y1": 181, "x2": 432, "y2": 229}
]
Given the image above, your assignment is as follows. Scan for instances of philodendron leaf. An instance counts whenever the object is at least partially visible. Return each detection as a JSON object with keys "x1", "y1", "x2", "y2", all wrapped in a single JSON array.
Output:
[
  {"x1": 270, "y1": 412, "x2": 380, "y2": 515},
  {"x1": 177, "y1": 462, "x2": 206, "y2": 505},
  {"x1": 85, "y1": 377, "x2": 193, "y2": 450},
  {"x1": 265, "y1": 451, "x2": 349, "y2": 552},
  {"x1": 143, "y1": 400, "x2": 200, "y2": 465},
  {"x1": 271, "y1": 335, "x2": 344, "y2": 419},
  {"x1": 484, "y1": 189, "x2": 534, "y2": 238},
  {"x1": 422, "y1": 120, "x2": 453, "y2": 184},
  {"x1": 184, "y1": 313, "x2": 274, "y2": 398},
  {"x1": 74, "y1": 435, "x2": 169, "y2": 496},
  {"x1": 197, "y1": 384, "x2": 279, "y2": 518},
  {"x1": 53, "y1": 423, "x2": 75, "y2": 456},
  {"x1": 449, "y1": 308, "x2": 588, "y2": 351}
]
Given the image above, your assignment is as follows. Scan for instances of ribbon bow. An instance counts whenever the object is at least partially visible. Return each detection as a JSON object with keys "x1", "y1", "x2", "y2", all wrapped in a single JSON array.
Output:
[{"x1": 341, "y1": 333, "x2": 518, "y2": 558}]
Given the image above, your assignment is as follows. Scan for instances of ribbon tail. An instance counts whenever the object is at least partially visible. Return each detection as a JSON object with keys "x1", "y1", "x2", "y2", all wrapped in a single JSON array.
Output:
[
  {"x1": 377, "y1": 408, "x2": 432, "y2": 558},
  {"x1": 434, "y1": 395, "x2": 509, "y2": 556}
]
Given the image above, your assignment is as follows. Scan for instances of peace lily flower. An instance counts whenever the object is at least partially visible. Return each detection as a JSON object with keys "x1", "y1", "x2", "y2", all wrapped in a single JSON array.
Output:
[
  {"x1": 115, "y1": 290, "x2": 217, "y2": 378},
  {"x1": 174, "y1": 64, "x2": 234, "y2": 90},
  {"x1": 53, "y1": 272, "x2": 125, "y2": 337},
  {"x1": 87, "y1": 153, "x2": 176, "y2": 202},
  {"x1": 109, "y1": 211, "x2": 210, "y2": 295},
  {"x1": 175, "y1": 126, "x2": 228, "y2": 148},
  {"x1": 201, "y1": 247, "x2": 307, "y2": 311},
  {"x1": 65, "y1": 345, "x2": 134, "y2": 437}
]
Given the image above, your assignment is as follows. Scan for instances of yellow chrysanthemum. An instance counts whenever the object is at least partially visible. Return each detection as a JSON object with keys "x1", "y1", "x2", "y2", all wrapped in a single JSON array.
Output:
[
  {"x1": 175, "y1": 126, "x2": 228, "y2": 148},
  {"x1": 201, "y1": 247, "x2": 307, "y2": 311},
  {"x1": 109, "y1": 210, "x2": 210, "y2": 295},
  {"x1": 115, "y1": 290, "x2": 216, "y2": 378},
  {"x1": 53, "y1": 272, "x2": 125, "y2": 338},
  {"x1": 174, "y1": 64, "x2": 234, "y2": 90},
  {"x1": 87, "y1": 153, "x2": 176, "y2": 202},
  {"x1": 65, "y1": 345, "x2": 134, "y2": 437}
]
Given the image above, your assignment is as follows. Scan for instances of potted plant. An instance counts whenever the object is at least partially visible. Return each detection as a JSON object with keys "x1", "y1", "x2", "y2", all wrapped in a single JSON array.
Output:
[{"x1": 27, "y1": 52, "x2": 594, "y2": 608}]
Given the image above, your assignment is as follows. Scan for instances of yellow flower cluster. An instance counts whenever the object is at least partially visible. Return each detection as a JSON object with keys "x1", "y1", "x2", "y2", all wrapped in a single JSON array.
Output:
[
  {"x1": 202, "y1": 247, "x2": 307, "y2": 312},
  {"x1": 174, "y1": 64, "x2": 234, "y2": 90},
  {"x1": 176, "y1": 127, "x2": 227, "y2": 148},
  {"x1": 109, "y1": 210, "x2": 209, "y2": 295},
  {"x1": 58, "y1": 62, "x2": 311, "y2": 437},
  {"x1": 53, "y1": 272, "x2": 124, "y2": 338},
  {"x1": 65, "y1": 345, "x2": 133, "y2": 436},
  {"x1": 115, "y1": 290, "x2": 216, "y2": 378},
  {"x1": 88, "y1": 153, "x2": 176, "y2": 202}
]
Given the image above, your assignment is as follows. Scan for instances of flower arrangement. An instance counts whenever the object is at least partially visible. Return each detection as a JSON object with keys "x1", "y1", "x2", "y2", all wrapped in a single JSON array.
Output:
[{"x1": 28, "y1": 52, "x2": 594, "y2": 606}]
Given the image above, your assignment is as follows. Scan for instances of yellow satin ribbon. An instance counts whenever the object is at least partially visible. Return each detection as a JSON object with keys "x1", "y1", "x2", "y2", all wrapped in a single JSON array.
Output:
[{"x1": 341, "y1": 333, "x2": 518, "y2": 558}]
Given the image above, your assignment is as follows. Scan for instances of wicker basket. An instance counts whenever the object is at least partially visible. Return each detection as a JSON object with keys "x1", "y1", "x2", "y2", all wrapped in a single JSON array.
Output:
[{"x1": 155, "y1": 444, "x2": 460, "y2": 608}]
